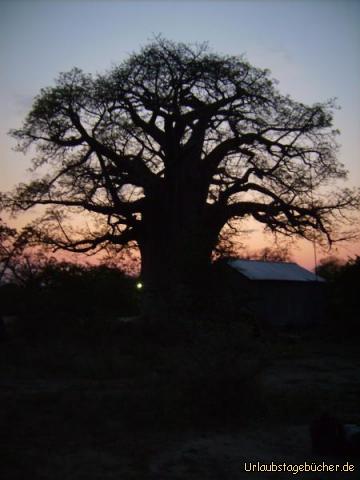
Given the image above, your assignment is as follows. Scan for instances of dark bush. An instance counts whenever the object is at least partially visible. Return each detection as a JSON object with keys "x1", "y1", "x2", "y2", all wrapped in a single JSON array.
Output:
[
  {"x1": 0, "y1": 260, "x2": 140, "y2": 323},
  {"x1": 317, "y1": 256, "x2": 360, "y2": 335}
]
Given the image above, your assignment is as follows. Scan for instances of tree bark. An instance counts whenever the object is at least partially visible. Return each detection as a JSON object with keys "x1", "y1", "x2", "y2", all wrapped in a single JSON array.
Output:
[{"x1": 137, "y1": 179, "x2": 219, "y2": 321}]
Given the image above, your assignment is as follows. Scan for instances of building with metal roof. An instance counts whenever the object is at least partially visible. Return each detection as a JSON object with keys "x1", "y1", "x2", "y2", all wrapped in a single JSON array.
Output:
[
  {"x1": 228, "y1": 259, "x2": 325, "y2": 282},
  {"x1": 224, "y1": 259, "x2": 326, "y2": 327}
]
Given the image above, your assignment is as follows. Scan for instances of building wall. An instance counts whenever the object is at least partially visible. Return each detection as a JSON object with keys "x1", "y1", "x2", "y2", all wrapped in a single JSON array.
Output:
[
  {"x1": 214, "y1": 262, "x2": 326, "y2": 327},
  {"x1": 254, "y1": 281, "x2": 325, "y2": 327},
  {"x1": 226, "y1": 273, "x2": 325, "y2": 327}
]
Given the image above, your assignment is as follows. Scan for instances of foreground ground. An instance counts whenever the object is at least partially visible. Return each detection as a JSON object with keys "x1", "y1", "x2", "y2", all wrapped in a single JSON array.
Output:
[{"x1": 1, "y1": 319, "x2": 359, "y2": 479}]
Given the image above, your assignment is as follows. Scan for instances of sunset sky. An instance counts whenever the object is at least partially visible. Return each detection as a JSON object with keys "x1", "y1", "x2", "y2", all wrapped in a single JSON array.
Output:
[{"x1": 0, "y1": 0, "x2": 359, "y2": 269}]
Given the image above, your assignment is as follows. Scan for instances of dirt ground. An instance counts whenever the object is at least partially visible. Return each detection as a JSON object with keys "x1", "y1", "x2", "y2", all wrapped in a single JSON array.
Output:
[
  {"x1": 150, "y1": 345, "x2": 360, "y2": 479},
  {"x1": 1, "y1": 336, "x2": 359, "y2": 479}
]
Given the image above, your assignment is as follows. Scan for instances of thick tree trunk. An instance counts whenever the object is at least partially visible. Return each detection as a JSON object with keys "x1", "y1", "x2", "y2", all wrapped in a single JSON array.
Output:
[
  {"x1": 137, "y1": 201, "x2": 219, "y2": 321},
  {"x1": 138, "y1": 228, "x2": 215, "y2": 320},
  {"x1": 136, "y1": 160, "x2": 224, "y2": 321}
]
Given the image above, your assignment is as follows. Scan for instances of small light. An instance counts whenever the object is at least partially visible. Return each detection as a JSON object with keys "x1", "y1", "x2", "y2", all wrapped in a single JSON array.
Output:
[{"x1": 136, "y1": 281, "x2": 143, "y2": 290}]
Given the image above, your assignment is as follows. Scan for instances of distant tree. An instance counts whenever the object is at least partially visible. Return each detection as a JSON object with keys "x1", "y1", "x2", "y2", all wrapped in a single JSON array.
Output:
[
  {"x1": 3, "y1": 249, "x2": 58, "y2": 289},
  {"x1": 6, "y1": 38, "x2": 359, "y2": 314},
  {"x1": 316, "y1": 255, "x2": 360, "y2": 333},
  {"x1": 20, "y1": 260, "x2": 139, "y2": 317},
  {"x1": 0, "y1": 217, "x2": 32, "y2": 285},
  {"x1": 0, "y1": 217, "x2": 30, "y2": 335},
  {"x1": 0, "y1": 251, "x2": 139, "y2": 318},
  {"x1": 316, "y1": 256, "x2": 344, "y2": 281},
  {"x1": 0, "y1": 219, "x2": 17, "y2": 284},
  {"x1": 253, "y1": 245, "x2": 292, "y2": 262},
  {"x1": 214, "y1": 240, "x2": 292, "y2": 263}
]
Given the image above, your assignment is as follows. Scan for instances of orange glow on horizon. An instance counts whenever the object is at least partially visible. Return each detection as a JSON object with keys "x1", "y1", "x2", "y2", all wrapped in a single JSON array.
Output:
[{"x1": 5, "y1": 210, "x2": 359, "y2": 274}]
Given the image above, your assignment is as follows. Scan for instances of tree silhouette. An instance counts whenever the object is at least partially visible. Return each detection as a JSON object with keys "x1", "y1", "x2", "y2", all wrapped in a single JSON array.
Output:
[
  {"x1": 7, "y1": 38, "x2": 359, "y2": 312},
  {"x1": 0, "y1": 219, "x2": 18, "y2": 284},
  {"x1": 0, "y1": 217, "x2": 32, "y2": 285}
]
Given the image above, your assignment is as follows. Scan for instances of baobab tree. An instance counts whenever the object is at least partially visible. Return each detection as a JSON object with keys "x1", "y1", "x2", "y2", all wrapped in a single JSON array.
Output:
[{"x1": 7, "y1": 38, "x2": 359, "y2": 312}]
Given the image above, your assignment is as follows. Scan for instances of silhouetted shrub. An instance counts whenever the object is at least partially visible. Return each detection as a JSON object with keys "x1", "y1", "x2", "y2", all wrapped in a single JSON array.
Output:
[
  {"x1": 0, "y1": 282, "x2": 22, "y2": 315},
  {"x1": 0, "y1": 258, "x2": 140, "y2": 338},
  {"x1": 317, "y1": 256, "x2": 360, "y2": 335}
]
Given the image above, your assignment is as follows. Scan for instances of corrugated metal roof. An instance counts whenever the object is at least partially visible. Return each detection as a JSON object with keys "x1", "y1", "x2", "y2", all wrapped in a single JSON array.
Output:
[{"x1": 227, "y1": 259, "x2": 325, "y2": 282}]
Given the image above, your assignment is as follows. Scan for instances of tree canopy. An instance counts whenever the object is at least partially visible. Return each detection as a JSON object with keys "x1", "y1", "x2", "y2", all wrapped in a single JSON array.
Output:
[{"x1": 6, "y1": 38, "x2": 359, "y2": 295}]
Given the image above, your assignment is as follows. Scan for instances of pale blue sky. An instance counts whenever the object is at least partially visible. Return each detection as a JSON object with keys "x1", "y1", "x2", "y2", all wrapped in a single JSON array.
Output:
[{"x1": 0, "y1": 0, "x2": 359, "y2": 264}]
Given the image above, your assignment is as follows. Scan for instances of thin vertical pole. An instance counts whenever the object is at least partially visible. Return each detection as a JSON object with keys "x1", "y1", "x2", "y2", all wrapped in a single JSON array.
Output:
[{"x1": 309, "y1": 166, "x2": 318, "y2": 281}]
